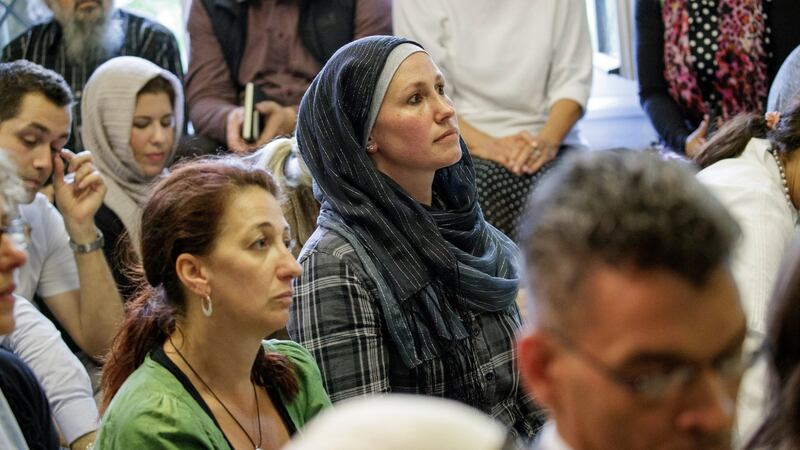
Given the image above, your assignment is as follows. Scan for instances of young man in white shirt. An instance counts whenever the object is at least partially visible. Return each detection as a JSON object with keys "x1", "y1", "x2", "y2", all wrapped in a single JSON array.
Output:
[
  {"x1": 0, "y1": 60, "x2": 122, "y2": 360},
  {"x1": 516, "y1": 150, "x2": 747, "y2": 450},
  {"x1": 0, "y1": 60, "x2": 124, "y2": 449}
]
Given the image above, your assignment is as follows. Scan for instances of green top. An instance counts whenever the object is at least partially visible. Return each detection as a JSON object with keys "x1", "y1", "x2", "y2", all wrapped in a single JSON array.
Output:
[{"x1": 95, "y1": 340, "x2": 331, "y2": 449}]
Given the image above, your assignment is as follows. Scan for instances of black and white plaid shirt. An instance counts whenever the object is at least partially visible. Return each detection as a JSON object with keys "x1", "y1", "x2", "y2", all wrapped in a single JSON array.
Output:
[
  {"x1": 2, "y1": 9, "x2": 183, "y2": 151},
  {"x1": 289, "y1": 228, "x2": 543, "y2": 440}
]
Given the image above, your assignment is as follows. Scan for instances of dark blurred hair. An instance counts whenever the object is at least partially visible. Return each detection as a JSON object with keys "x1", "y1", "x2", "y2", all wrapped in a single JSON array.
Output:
[
  {"x1": 744, "y1": 235, "x2": 800, "y2": 449},
  {"x1": 519, "y1": 149, "x2": 740, "y2": 328},
  {"x1": 0, "y1": 60, "x2": 72, "y2": 123},
  {"x1": 137, "y1": 75, "x2": 175, "y2": 106},
  {"x1": 100, "y1": 156, "x2": 299, "y2": 411},
  {"x1": 695, "y1": 97, "x2": 800, "y2": 168}
]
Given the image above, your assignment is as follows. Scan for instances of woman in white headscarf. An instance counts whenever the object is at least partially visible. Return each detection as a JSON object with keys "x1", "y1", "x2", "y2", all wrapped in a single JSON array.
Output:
[{"x1": 81, "y1": 56, "x2": 183, "y2": 301}]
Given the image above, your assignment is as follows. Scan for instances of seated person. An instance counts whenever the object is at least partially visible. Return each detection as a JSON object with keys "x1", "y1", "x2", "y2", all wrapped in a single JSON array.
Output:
[
  {"x1": 517, "y1": 149, "x2": 746, "y2": 449},
  {"x1": 635, "y1": 0, "x2": 800, "y2": 156},
  {"x1": 2, "y1": 0, "x2": 183, "y2": 151},
  {"x1": 0, "y1": 61, "x2": 119, "y2": 432},
  {"x1": 394, "y1": 0, "x2": 592, "y2": 238},
  {"x1": 284, "y1": 395, "x2": 522, "y2": 450},
  {"x1": 0, "y1": 152, "x2": 59, "y2": 449},
  {"x1": 243, "y1": 137, "x2": 318, "y2": 257},
  {"x1": 81, "y1": 56, "x2": 183, "y2": 301},
  {"x1": 96, "y1": 157, "x2": 330, "y2": 447},
  {"x1": 0, "y1": 150, "x2": 97, "y2": 449},
  {"x1": 694, "y1": 104, "x2": 800, "y2": 439},
  {"x1": 185, "y1": 0, "x2": 391, "y2": 153},
  {"x1": 288, "y1": 36, "x2": 540, "y2": 439},
  {"x1": 745, "y1": 236, "x2": 800, "y2": 449}
]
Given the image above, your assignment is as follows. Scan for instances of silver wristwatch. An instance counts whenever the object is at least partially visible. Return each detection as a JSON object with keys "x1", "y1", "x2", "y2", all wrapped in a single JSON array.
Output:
[{"x1": 69, "y1": 229, "x2": 105, "y2": 254}]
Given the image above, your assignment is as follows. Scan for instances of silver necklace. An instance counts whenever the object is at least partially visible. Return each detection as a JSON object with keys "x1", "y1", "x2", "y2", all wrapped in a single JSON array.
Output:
[
  {"x1": 769, "y1": 148, "x2": 794, "y2": 209},
  {"x1": 169, "y1": 337, "x2": 263, "y2": 450}
]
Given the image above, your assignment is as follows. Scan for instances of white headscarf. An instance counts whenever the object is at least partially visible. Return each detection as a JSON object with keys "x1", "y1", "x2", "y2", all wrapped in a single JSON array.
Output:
[{"x1": 81, "y1": 56, "x2": 184, "y2": 250}]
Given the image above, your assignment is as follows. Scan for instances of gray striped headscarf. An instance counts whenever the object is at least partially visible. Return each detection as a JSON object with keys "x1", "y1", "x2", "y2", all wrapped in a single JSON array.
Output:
[{"x1": 296, "y1": 36, "x2": 520, "y2": 381}]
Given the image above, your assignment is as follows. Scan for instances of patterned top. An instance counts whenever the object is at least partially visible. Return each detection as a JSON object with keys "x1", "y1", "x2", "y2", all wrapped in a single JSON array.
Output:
[
  {"x1": 288, "y1": 227, "x2": 543, "y2": 440},
  {"x1": 2, "y1": 9, "x2": 183, "y2": 151}
]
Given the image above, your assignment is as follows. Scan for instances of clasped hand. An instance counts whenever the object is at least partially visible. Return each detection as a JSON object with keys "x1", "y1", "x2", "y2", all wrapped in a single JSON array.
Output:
[
  {"x1": 226, "y1": 101, "x2": 297, "y2": 154},
  {"x1": 475, "y1": 131, "x2": 559, "y2": 176}
]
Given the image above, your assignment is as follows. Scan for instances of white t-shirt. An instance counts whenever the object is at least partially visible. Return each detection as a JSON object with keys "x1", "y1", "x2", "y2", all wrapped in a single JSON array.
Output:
[
  {"x1": 393, "y1": 0, "x2": 593, "y2": 146},
  {"x1": 16, "y1": 193, "x2": 80, "y2": 301}
]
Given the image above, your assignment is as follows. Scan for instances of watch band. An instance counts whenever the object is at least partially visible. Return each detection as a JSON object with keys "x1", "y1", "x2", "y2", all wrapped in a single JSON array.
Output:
[{"x1": 69, "y1": 229, "x2": 104, "y2": 254}]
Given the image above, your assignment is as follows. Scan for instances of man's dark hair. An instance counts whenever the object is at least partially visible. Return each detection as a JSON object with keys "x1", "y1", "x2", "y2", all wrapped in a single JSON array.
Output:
[
  {"x1": 519, "y1": 149, "x2": 740, "y2": 328},
  {"x1": 0, "y1": 60, "x2": 72, "y2": 123}
]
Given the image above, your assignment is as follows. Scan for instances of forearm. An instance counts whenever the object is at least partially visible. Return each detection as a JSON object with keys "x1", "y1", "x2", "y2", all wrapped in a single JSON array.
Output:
[
  {"x1": 458, "y1": 117, "x2": 494, "y2": 159},
  {"x1": 74, "y1": 248, "x2": 124, "y2": 357},
  {"x1": 538, "y1": 99, "x2": 583, "y2": 146},
  {"x1": 186, "y1": 0, "x2": 239, "y2": 142},
  {"x1": 189, "y1": 97, "x2": 237, "y2": 144},
  {"x1": 642, "y1": 95, "x2": 691, "y2": 152},
  {"x1": 635, "y1": 0, "x2": 691, "y2": 152},
  {"x1": 5, "y1": 297, "x2": 98, "y2": 443}
]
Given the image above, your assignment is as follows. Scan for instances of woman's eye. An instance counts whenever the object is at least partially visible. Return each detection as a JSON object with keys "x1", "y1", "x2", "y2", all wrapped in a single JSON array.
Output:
[
  {"x1": 436, "y1": 84, "x2": 445, "y2": 95},
  {"x1": 133, "y1": 121, "x2": 150, "y2": 129},
  {"x1": 284, "y1": 238, "x2": 296, "y2": 252},
  {"x1": 160, "y1": 116, "x2": 175, "y2": 128},
  {"x1": 407, "y1": 93, "x2": 421, "y2": 105},
  {"x1": 251, "y1": 238, "x2": 268, "y2": 250}
]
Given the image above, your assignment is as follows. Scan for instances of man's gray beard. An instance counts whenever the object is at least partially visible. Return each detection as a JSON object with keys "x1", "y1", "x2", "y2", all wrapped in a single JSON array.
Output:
[{"x1": 60, "y1": 10, "x2": 124, "y2": 63}]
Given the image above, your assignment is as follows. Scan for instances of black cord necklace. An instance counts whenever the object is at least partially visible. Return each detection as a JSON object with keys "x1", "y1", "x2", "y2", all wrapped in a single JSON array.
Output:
[{"x1": 168, "y1": 336, "x2": 263, "y2": 450}]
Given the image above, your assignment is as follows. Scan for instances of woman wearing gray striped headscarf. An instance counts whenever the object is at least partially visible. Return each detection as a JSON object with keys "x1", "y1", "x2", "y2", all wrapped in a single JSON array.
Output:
[
  {"x1": 288, "y1": 36, "x2": 541, "y2": 440},
  {"x1": 81, "y1": 56, "x2": 183, "y2": 301}
]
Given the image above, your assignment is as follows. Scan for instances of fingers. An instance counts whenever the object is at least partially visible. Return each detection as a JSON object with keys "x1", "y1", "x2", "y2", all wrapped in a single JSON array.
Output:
[
  {"x1": 509, "y1": 141, "x2": 533, "y2": 175},
  {"x1": 226, "y1": 107, "x2": 249, "y2": 153},
  {"x1": 257, "y1": 105, "x2": 295, "y2": 146},
  {"x1": 57, "y1": 150, "x2": 104, "y2": 190},
  {"x1": 75, "y1": 170, "x2": 104, "y2": 192},
  {"x1": 697, "y1": 115, "x2": 709, "y2": 137},
  {"x1": 259, "y1": 111, "x2": 285, "y2": 145},
  {"x1": 254, "y1": 100, "x2": 281, "y2": 115},
  {"x1": 52, "y1": 152, "x2": 66, "y2": 187}
]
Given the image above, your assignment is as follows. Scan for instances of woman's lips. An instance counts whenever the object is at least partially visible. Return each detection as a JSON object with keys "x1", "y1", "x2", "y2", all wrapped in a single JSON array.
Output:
[
  {"x1": 144, "y1": 153, "x2": 166, "y2": 164},
  {"x1": 435, "y1": 129, "x2": 458, "y2": 143}
]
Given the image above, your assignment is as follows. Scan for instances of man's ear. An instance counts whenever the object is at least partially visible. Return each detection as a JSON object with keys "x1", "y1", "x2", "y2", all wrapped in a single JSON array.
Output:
[
  {"x1": 516, "y1": 330, "x2": 560, "y2": 412},
  {"x1": 175, "y1": 253, "x2": 209, "y2": 297}
]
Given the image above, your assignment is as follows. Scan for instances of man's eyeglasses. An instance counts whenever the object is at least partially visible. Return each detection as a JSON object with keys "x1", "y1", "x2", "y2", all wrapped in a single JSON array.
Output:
[
  {"x1": 0, "y1": 218, "x2": 31, "y2": 251},
  {"x1": 547, "y1": 328, "x2": 750, "y2": 402}
]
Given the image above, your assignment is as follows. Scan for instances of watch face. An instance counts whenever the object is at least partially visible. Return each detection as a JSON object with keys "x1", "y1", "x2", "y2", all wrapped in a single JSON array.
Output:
[{"x1": 70, "y1": 230, "x2": 105, "y2": 253}]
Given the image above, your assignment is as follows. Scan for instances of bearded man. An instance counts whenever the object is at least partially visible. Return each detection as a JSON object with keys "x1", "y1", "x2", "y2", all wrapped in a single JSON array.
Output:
[{"x1": 2, "y1": 0, "x2": 182, "y2": 151}]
